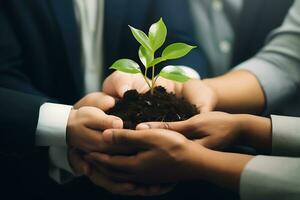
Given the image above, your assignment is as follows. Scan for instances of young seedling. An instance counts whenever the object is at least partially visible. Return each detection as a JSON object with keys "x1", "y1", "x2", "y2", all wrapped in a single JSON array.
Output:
[{"x1": 110, "y1": 18, "x2": 197, "y2": 94}]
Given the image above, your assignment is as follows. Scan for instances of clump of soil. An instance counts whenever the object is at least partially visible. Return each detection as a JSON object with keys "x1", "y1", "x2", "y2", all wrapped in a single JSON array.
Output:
[{"x1": 107, "y1": 86, "x2": 198, "y2": 129}]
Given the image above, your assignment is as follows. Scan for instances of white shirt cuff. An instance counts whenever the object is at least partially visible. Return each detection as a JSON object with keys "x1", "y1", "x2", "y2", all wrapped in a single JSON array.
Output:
[
  {"x1": 240, "y1": 155, "x2": 300, "y2": 200},
  {"x1": 271, "y1": 115, "x2": 300, "y2": 156},
  {"x1": 49, "y1": 146, "x2": 75, "y2": 184},
  {"x1": 35, "y1": 103, "x2": 73, "y2": 146}
]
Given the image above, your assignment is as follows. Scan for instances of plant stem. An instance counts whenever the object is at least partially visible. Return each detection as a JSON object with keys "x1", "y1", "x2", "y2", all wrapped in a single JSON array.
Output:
[
  {"x1": 153, "y1": 75, "x2": 159, "y2": 88},
  {"x1": 151, "y1": 65, "x2": 155, "y2": 94},
  {"x1": 143, "y1": 68, "x2": 151, "y2": 89}
]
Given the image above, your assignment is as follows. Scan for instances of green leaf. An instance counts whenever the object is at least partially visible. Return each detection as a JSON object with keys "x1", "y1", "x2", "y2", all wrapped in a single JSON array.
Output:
[
  {"x1": 129, "y1": 26, "x2": 152, "y2": 51},
  {"x1": 138, "y1": 46, "x2": 153, "y2": 68},
  {"x1": 150, "y1": 57, "x2": 166, "y2": 66},
  {"x1": 110, "y1": 59, "x2": 141, "y2": 74},
  {"x1": 159, "y1": 66, "x2": 191, "y2": 83},
  {"x1": 162, "y1": 43, "x2": 197, "y2": 60},
  {"x1": 149, "y1": 18, "x2": 167, "y2": 51}
]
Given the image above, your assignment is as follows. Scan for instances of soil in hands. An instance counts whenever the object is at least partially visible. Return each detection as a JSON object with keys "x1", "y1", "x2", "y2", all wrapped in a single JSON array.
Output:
[{"x1": 107, "y1": 86, "x2": 199, "y2": 129}]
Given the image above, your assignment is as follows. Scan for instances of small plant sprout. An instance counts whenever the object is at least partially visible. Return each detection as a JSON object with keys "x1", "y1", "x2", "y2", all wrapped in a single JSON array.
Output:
[{"x1": 110, "y1": 18, "x2": 197, "y2": 94}]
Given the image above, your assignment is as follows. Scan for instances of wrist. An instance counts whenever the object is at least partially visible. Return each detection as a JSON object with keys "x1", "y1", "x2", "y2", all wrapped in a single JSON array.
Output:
[
  {"x1": 181, "y1": 141, "x2": 212, "y2": 181},
  {"x1": 233, "y1": 114, "x2": 252, "y2": 144},
  {"x1": 66, "y1": 108, "x2": 77, "y2": 146},
  {"x1": 235, "y1": 114, "x2": 272, "y2": 153},
  {"x1": 193, "y1": 147, "x2": 253, "y2": 191},
  {"x1": 202, "y1": 79, "x2": 219, "y2": 110}
]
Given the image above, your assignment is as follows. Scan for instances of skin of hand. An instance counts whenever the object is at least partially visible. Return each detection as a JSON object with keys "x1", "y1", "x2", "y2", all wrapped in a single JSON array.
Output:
[
  {"x1": 88, "y1": 167, "x2": 174, "y2": 197},
  {"x1": 66, "y1": 106, "x2": 123, "y2": 152},
  {"x1": 203, "y1": 70, "x2": 266, "y2": 114},
  {"x1": 66, "y1": 93, "x2": 129, "y2": 179},
  {"x1": 180, "y1": 79, "x2": 218, "y2": 113},
  {"x1": 137, "y1": 112, "x2": 241, "y2": 150},
  {"x1": 102, "y1": 71, "x2": 182, "y2": 98},
  {"x1": 102, "y1": 71, "x2": 152, "y2": 98},
  {"x1": 73, "y1": 92, "x2": 116, "y2": 109},
  {"x1": 103, "y1": 70, "x2": 266, "y2": 118},
  {"x1": 85, "y1": 128, "x2": 254, "y2": 192},
  {"x1": 85, "y1": 128, "x2": 202, "y2": 184},
  {"x1": 67, "y1": 109, "x2": 167, "y2": 196},
  {"x1": 68, "y1": 86, "x2": 172, "y2": 196},
  {"x1": 137, "y1": 112, "x2": 272, "y2": 153},
  {"x1": 68, "y1": 148, "x2": 172, "y2": 196},
  {"x1": 102, "y1": 71, "x2": 217, "y2": 113}
]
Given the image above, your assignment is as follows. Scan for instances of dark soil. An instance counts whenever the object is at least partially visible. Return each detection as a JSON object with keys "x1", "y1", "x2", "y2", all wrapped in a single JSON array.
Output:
[{"x1": 107, "y1": 86, "x2": 198, "y2": 129}]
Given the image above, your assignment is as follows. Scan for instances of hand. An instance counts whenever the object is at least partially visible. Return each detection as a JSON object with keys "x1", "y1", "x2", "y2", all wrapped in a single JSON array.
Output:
[
  {"x1": 136, "y1": 112, "x2": 241, "y2": 150},
  {"x1": 103, "y1": 71, "x2": 217, "y2": 113},
  {"x1": 69, "y1": 148, "x2": 172, "y2": 196},
  {"x1": 85, "y1": 128, "x2": 202, "y2": 184},
  {"x1": 103, "y1": 71, "x2": 150, "y2": 98},
  {"x1": 102, "y1": 71, "x2": 182, "y2": 98},
  {"x1": 88, "y1": 168, "x2": 174, "y2": 196},
  {"x1": 66, "y1": 106, "x2": 124, "y2": 152},
  {"x1": 74, "y1": 92, "x2": 115, "y2": 110},
  {"x1": 68, "y1": 148, "x2": 91, "y2": 176},
  {"x1": 180, "y1": 79, "x2": 217, "y2": 113}
]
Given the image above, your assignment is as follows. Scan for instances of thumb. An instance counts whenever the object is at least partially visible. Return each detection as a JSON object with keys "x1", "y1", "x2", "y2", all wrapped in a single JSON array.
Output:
[
  {"x1": 102, "y1": 129, "x2": 153, "y2": 149},
  {"x1": 117, "y1": 84, "x2": 131, "y2": 98},
  {"x1": 136, "y1": 120, "x2": 190, "y2": 134},
  {"x1": 136, "y1": 118, "x2": 207, "y2": 139},
  {"x1": 96, "y1": 93, "x2": 116, "y2": 111}
]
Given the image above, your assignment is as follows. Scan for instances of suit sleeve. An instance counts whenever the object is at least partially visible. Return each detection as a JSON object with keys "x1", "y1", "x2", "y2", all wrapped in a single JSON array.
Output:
[
  {"x1": 0, "y1": 5, "x2": 62, "y2": 146},
  {"x1": 271, "y1": 115, "x2": 300, "y2": 156},
  {"x1": 240, "y1": 114, "x2": 300, "y2": 200},
  {"x1": 234, "y1": 0, "x2": 300, "y2": 113},
  {"x1": 0, "y1": 88, "x2": 48, "y2": 145},
  {"x1": 240, "y1": 155, "x2": 300, "y2": 200},
  {"x1": 0, "y1": 6, "x2": 47, "y2": 96}
]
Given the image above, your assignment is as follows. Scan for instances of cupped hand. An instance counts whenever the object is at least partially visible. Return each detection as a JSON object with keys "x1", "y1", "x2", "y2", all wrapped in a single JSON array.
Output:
[
  {"x1": 102, "y1": 71, "x2": 182, "y2": 98},
  {"x1": 88, "y1": 168, "x2": 174, "y2": 196},
  {"x1": 180, "y1": 79, "x2": 218, "y2": 113},
  {"x1": 66, "y1": 106, "x2": 123, "y2": 152},
  {"x1": 137, "y1": 112, "x2": 241, "y2": 150},
  {"x1": 68, "y1": 148, "x2": 171, "y2": 196},
  {"x1": 85, "y1": 128, "x2": 202, "y2": 184}
]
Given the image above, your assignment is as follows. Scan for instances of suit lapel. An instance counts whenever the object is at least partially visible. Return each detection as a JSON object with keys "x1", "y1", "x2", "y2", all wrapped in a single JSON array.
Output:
[
  {"x1": 49, "y1": 0, "x2": 84, "y2": 95},
  {"x1": 103, "y1": 0, "x2": 128, "y2": 77}
]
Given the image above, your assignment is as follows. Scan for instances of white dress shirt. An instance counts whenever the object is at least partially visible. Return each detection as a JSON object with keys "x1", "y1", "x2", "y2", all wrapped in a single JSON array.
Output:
[
  {"x1": 36, "y1": 0, "x2": 105, "y2": 182},
  {"x1": 75, "y1": 0, "x2": 104, "y2": 94}
]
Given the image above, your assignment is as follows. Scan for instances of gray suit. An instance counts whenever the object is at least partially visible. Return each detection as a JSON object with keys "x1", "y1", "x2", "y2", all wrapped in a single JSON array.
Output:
[
  {"x1": 191, "y1": 2, "x2": 300, "y2": 198},
  {"x1": 236, "y1": 0, "x2": 300, "y2": 116},
  {"x1": 234, "y1": 1, "x2": 300, "y2": 199},
  {"x1": 190, "y1": 0, "x2": 294, "y2": 76}
]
